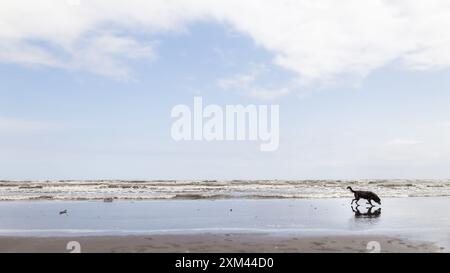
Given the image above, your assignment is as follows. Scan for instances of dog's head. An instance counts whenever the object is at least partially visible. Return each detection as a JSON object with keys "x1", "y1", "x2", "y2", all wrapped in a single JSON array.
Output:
[{"x1": 374, "y1": 197, "x2": 381, "y2": 205}]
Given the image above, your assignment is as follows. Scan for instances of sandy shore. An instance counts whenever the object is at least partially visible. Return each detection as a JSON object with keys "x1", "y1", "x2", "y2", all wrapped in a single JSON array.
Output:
[
  {"x1": 0, "y1": 233, "x2": 441, "y2": 253},
  {"x1": 1, "y1": 198, "x2": 450, "y2": 252}
]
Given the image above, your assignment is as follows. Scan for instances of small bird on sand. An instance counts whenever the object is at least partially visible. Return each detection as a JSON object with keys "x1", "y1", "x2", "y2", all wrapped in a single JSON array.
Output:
[{"x1": 59, "y1": 209, "x2": 68, "y2": 215}]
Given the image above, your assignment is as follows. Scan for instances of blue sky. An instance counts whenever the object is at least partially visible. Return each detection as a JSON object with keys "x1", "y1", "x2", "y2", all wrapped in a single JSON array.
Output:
[{"x1": 2, "y1": 1, "x2": 450, "y2": 180}]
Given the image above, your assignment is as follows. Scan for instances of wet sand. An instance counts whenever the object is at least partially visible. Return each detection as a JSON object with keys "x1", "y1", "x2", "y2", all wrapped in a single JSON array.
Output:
[
  {"x1": 0, "y1": 234, "x2": 441, "y2": 253},
  {"x1": 1, "y1": 197, "x2": 450, "y2": 252}
]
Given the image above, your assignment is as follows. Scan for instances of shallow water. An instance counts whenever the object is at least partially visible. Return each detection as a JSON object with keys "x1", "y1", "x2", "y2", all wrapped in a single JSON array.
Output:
[{"x1": 0, "y1": 197, "x2": 449, "y2": 250}]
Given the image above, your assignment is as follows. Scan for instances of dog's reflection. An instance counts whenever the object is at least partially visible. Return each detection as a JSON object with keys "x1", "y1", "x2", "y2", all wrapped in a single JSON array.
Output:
[{"x1": 351, "y1": 206, "x2": 381, "y2": 218}]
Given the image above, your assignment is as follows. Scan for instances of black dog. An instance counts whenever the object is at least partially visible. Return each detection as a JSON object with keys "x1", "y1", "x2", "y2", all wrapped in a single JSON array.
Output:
[{"x1": 347, "y1": 186, "x2": 381, "y2": 206}]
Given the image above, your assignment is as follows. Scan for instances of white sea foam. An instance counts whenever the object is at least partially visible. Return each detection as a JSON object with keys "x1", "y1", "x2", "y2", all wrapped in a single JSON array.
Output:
[{"x1": 1, "y1": 180, "x2": 450, "y2": 201}]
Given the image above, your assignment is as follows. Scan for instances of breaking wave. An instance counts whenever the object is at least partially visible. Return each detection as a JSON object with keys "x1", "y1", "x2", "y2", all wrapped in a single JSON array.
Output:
[{"x1": 1, "y1": 179, "x2": 450, "y2": 201}]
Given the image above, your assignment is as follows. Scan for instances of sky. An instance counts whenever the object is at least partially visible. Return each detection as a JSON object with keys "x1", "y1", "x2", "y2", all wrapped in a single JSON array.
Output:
[{"x1": 2, "y1": 0, "x2": 450, "y2": 180}]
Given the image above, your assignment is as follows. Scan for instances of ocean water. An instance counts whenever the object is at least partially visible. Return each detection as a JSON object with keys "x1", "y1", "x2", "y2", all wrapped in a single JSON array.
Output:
[{"x1": 1, "y1": 179, "x2": 450, "y2": 201}]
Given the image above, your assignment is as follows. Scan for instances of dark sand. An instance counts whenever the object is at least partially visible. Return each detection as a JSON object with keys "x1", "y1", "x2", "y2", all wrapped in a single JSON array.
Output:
[{"x1": 0, "y1": 234, "x2": 441, "y2": 253}]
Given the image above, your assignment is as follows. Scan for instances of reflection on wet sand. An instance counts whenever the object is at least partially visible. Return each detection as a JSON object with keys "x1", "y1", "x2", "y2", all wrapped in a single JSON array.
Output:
[
  {"x1": 351, "y1": 206, "x2": 381, "y2": 218},
  {"x1": 349, "y1": 205, "x2": 382, "y2": 230}
]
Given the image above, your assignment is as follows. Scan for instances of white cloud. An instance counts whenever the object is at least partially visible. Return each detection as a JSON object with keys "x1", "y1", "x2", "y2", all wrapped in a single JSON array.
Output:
[
  {"x1": 218, "y1": 65, "x2": 293, "y2": 100},
  {"x1": 0, "y1": 41, "x2": 65, "y2": 68},
  {"x1": 386, "y1": 138, "x2": 422, "y2": 146},
  {"x1": 369, "y1": 122, "x2": 450, "y2": 165},
  {"x1": 69, "y1": 34, "x2": 156, "y2": 78},
  {"x1": 2, "y1": 0, "x2": 450, "y2": 83},
  {"x1": 0, "y1": 117, "x2": 63, "y2": 135}
]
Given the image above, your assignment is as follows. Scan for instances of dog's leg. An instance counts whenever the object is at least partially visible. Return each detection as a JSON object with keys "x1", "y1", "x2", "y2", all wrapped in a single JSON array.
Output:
[{"x1": 368, "y1": 200, "x2": 374, "y2": 207}]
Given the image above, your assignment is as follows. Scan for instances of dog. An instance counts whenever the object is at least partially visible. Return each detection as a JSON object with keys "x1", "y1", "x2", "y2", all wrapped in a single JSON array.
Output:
[{"x1": 347, "y1": 186, "x2": 381, "y2": 206}]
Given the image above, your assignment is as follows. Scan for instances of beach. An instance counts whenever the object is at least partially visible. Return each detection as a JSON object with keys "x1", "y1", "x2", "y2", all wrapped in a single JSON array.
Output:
[
  {"x1": 0, "y1": 196, "x2": 449, "y2": 253},
  {"x1": 0, "y1": 234, "x2": 439, "y2": 253}
]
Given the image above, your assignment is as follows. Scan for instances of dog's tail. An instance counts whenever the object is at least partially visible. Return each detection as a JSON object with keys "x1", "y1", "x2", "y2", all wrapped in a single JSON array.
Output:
[{"x1": 346, "y1": 186, "x2": 355, "y2": 193}]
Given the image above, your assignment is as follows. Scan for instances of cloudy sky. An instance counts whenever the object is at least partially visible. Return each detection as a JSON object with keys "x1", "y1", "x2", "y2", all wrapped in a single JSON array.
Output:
[{"x1": 2, "y1": 0, "x2": 450, "y2": 180}]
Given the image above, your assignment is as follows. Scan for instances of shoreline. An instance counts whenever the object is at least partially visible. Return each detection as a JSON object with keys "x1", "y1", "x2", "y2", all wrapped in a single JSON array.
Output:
[{"x1": 0, "y1": 233, "x2": 442, "y2": 253}]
